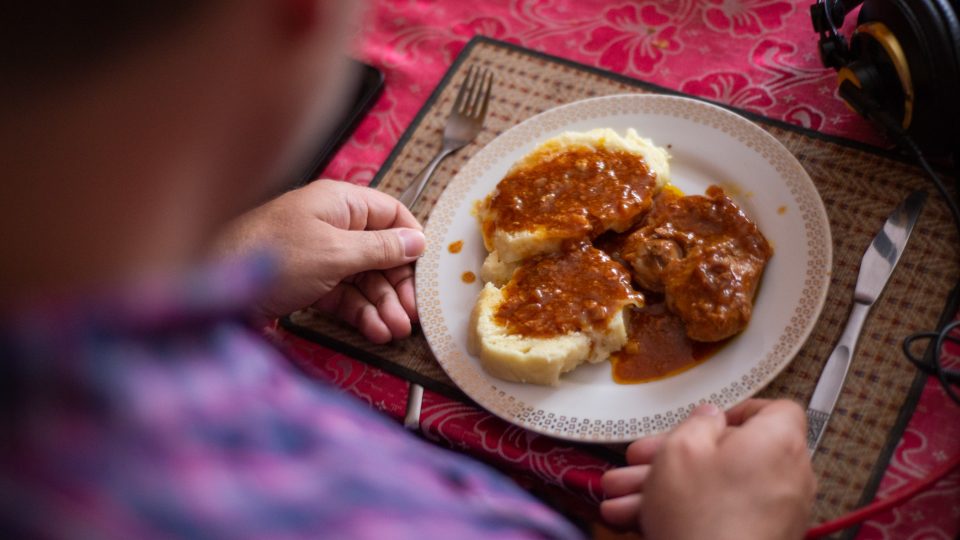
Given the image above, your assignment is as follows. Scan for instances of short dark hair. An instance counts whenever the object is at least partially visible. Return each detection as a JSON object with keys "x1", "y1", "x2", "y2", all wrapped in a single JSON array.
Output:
[{"x1": 1, "y1": 2, "x2": 212, "y2": 88}]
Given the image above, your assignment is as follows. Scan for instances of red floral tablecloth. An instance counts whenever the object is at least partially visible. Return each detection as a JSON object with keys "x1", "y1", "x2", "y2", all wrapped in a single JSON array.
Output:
[{"x1": 274, "y1": 1, "x2": 960, "y2": 537}]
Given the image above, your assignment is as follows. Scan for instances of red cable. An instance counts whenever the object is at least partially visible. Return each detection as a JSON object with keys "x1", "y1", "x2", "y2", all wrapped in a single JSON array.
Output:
[{"x1": 805, "y1": 451, "x2": 960, "y2": 538}]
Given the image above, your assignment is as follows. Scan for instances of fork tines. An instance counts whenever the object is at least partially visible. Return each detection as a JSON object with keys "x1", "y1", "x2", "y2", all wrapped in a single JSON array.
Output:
[{"x1": 454, "y1": 65, "x2": 493, "y2": 119}]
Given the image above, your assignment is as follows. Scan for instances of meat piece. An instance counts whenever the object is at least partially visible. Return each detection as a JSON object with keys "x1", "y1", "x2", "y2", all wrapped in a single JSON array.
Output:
[
  {"x1": 619, "y1": 186, "x2": 772, "y2": 342},
  {"x1": 664, "y1": 242, "x2": 764, "y2": 342},
  {"x1": 627, "y1": 237, "x2": 683, "y2": 292},
  {"x1": 618, "y1": 189, "x2": 686, "y2": 292}
]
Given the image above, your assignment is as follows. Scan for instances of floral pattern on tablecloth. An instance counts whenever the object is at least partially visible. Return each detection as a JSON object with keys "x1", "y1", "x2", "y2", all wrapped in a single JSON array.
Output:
[{"x1": 279, "y1": 1, "x2": 960, "y2": 537}]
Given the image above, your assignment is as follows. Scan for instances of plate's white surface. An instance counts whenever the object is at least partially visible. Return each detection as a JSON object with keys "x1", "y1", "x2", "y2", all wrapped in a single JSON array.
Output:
[{"x1": 415, "y1": 94, "x2": 831, "y2": 443}]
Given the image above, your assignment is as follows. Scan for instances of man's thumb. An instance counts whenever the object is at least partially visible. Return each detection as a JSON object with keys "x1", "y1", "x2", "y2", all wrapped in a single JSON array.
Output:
[{"x1": 340, "y1": 228, "x2": 425, "y2": 274}]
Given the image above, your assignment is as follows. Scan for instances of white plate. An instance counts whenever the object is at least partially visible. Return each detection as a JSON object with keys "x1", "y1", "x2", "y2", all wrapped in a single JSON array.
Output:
[{"x1": 415, "y1": 94, "x2": 831, "y2": 443}]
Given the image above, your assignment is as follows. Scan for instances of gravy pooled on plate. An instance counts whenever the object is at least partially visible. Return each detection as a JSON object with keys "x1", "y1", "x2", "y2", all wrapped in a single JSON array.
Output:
[{"x1": 611, "y1": 303, "x2": 726, "y2": 384}]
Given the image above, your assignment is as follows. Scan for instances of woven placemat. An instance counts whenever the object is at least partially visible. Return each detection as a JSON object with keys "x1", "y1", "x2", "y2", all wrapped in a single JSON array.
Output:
[{"x1": 282, "y1": 36, "x2": 959, "y2": 526}]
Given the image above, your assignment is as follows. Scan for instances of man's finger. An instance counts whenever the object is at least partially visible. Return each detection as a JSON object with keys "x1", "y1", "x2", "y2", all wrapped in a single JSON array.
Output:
[
  {"x1": 602, "y1": 465, "x2": 651, "y2": 498},
  {"x1": 599, "y1": 493, "x2": 643, "y2": 530},
  {"x1": 352, "y1": 183, "x2": 422, "y2": 231},
  {"x1": 313, "y1": 283, "x2": 392, "y2": 344},
  {"x1": 336, "y1": 228, "x2": 425, "y2": 276},
  {"x1": 663, "y1": 404, "x2": 727, "y2": 455},
  {"x1": 322, "y1": 180, "x2": 422, "y2": 231},
  {"x1": 354, "y1": 271, "x2": 412, "y2": 340},
  {"x1": 384, "y1": 265, "x2": 417, "y2": 322},
  {"x1": 724, "y1": 399, "x2": 774, "y2": 426},
  {"x1": 736, "y1": 399, "x2": 807, "y2": 435},
  {"x1": 625, "y1": 435, "x2": 665, "y2": 466},
  {"x1": 627, "y1": 404, "x2": 723, "y2": 464}
]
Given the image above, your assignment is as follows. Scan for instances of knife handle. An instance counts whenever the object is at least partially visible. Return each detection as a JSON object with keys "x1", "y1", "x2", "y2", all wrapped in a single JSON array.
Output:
[
  {"x1": 806, "y1": 408, "x2": 831, "y2": 454},
  {"x1": 805, "y1": 300, "x2": 872, "y2": 455}
]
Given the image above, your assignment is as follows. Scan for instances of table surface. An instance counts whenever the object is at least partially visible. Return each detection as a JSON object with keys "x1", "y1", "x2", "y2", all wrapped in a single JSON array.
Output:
[{"x1": 274, "y1": 1, "x2": 960, "y2": 537}]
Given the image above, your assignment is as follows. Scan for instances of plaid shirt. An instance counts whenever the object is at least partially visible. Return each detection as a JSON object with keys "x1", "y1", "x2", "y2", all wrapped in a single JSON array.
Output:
[{"x1": 0, "y1": 258, "x2": 581, "y2": 539}]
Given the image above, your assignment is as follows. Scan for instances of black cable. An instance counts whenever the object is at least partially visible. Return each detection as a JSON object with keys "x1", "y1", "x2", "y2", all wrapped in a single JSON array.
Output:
[
  {"x1": 837, "y1": 81, "x2": 960, "y2": 406},
  {"x1": 895, "y1": 141, "x2": 960, "y2": 406},
  {"x1": 823, "y1": 0, "x2": 841, "y2": 36},
  {"x1": 898, "y1": 137, "x2": 960, "y2": 232}
]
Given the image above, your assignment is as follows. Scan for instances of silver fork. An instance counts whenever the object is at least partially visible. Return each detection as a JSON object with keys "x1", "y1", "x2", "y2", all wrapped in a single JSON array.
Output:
[
  {"x1": 401, "y1": 65, "x2": 493, "y2": 431},
  {"x1": 397, "y1": 65, "x2": 493, "y2": 208}
]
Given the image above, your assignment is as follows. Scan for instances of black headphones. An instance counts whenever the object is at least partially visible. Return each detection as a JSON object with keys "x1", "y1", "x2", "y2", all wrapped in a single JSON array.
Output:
[
  {"x1": 813, "y1": 1, "x2": 960, "y2": 405},
  {"x1": 812, "y1": 0, "x2": 960, "y2": 156}
]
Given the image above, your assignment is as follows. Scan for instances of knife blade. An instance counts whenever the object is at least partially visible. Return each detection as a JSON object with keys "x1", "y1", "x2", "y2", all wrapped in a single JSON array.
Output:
[{"x1": 806, "y1": 190, "x2": 927, "y2": 455}]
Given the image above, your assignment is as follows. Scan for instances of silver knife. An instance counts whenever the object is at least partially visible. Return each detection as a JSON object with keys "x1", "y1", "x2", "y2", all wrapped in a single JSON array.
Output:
[{"x1": 806, "y1": 190, "x2": 927, "y2": 455}]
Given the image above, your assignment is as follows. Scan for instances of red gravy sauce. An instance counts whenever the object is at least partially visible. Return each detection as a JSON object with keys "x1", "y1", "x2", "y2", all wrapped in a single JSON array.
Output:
[{"x1": 611, "y1": 299, "x2": 727, "y2": 384}]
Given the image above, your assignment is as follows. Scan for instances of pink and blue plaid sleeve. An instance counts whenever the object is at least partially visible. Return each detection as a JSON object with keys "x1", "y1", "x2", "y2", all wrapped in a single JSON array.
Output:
[{"x1": 0, "y1": 261, "x2": 584, "y2": 540}]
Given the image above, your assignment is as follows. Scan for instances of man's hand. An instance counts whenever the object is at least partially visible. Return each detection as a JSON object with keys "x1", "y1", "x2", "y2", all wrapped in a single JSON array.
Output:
[
  {"x1": 600, "y1": 399, "x2": 816, "y2": 540},
  {"x1": 213, "y1": 180, "x2": 425, "y2": 344}
]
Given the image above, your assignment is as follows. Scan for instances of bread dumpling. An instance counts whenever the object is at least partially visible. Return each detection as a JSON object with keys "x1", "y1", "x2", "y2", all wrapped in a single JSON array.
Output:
[
  {"x1": 468, "y1": 243, "x2": 642, "y2": 386},
  {"x1": 477, "y1": 128, "x2": 670, "y2": 263}
]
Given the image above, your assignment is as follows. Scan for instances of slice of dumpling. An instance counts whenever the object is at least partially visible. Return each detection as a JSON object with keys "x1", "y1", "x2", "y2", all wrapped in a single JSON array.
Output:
[
  {"x1": 468, "y1": 243, "x2": 643, "y2": 385},
  {"x1": 477, "y1": 128, "x2": 670, "y2": 263}
]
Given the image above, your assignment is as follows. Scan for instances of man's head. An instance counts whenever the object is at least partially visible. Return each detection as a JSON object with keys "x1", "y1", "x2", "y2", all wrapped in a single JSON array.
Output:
[
  {"x1": 4, "y1": 0, "x2": 357, "y2": 188},
  {"x1": 2, "y1": 3, "x2": 214, "y2": 87},
  {"x1": 0, "y1": 1, "x2": 359, "y2": 300}
]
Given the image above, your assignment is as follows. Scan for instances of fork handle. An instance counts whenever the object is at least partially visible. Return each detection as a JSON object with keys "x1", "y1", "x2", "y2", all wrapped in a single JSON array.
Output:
[{"x1": 398, "y1": 147, "x2": 453, "y2": 209}]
